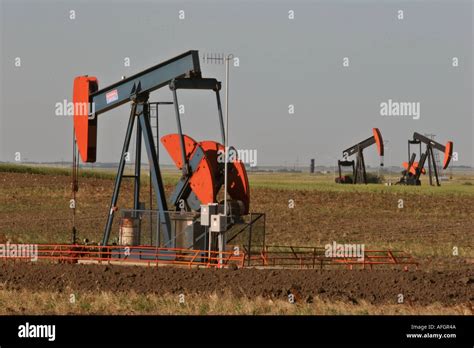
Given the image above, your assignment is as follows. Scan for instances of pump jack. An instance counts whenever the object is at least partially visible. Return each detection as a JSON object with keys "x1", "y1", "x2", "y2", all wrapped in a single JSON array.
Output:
[
  {"x1": 336, "y1": 128, "x2": 384, "y2": 184},
  {"x1": 73, "y1": 51, "x2": 250, "y2": 248},
  {"x1": 398, "y1": 132, "x2": 453, "y2": 186}
]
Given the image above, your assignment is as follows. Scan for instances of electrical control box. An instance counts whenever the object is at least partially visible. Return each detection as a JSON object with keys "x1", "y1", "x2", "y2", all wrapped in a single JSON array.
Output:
[
  {"x1": 200, "y1": 203, "x2": 218, "y2": 227},
  {"x1": 210, "y1": 214, "x2": 227, "y2": 232}
]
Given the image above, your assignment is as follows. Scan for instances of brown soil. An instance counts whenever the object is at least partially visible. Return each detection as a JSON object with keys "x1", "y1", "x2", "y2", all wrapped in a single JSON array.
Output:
[
  {"x1": 0, "y1": 173, "x2": 474, "y2": 251},
  {"x1": 0, "y1": 172, "x2": 472, "y2": 270},
  {"x1": 0, "y1": 171, "x2": 473, "y2": 307},
  {"x1": 0, "y1": 262, "x2": 472, "y2": 306}
]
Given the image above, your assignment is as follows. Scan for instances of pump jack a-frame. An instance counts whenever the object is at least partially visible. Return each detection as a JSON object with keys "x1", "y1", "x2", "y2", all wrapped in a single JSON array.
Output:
[
  {"x1": 337, "y1": 128, "x2": 384, "y2": 184},
  {"x1": 73, "y1": 51, "x2": 250, "y2": 247},
  {"x1": 398, "y1": 132, "x2": 453, "y2": 186}
]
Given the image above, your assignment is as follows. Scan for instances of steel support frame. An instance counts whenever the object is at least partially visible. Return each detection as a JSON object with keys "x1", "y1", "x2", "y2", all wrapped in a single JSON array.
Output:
[
  {"x1": 102, "y1": 78, "x2": 225, "y2": 246},
  {"x1": 134, "y1": 118, "x2": 141, "y2": 212},
  {"x1": 425, "y1": 145, "x2": 440, "y2": 186},
  {"x1": 402, "y1": 140, "x2": 423, "y2": 185},
  {"x1": 404, "y1": 143, "x2": 440, "y2": 186},
  {"x1": 337, "y1": 160, "x2": 355, "y2": 183},
  {"x1": 401, "y1": 153, "x2": 417, "y2": 184},
  {"x1": 102, "y1": 93, "x2": 172, "y2": 246},
  {"x1": 354, "y1": 149, "x2": 367, "y2": 184},
  {"x1": 408, "y1": 134, "x2": 445, "y2": 186},
  {"x1": 168, "y1": 78, "x2": 225, "y2": 210}
]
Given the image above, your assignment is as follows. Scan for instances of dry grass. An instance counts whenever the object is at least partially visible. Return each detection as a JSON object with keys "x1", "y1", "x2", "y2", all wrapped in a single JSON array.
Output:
[{"x1": 0, "y1": 289, "x2": 471, "y2": 315}]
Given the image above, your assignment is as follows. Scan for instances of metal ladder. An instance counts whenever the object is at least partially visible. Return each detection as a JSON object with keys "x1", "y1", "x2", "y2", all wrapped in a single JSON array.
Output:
[{"x1": 146, "y1": 102, "x2": 173, "y2": 214}]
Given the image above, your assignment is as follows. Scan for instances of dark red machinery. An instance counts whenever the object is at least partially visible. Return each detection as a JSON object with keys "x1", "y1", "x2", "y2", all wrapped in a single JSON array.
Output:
[{"x1": 336, "y1": 128, "x2": 384, "y2": 184}]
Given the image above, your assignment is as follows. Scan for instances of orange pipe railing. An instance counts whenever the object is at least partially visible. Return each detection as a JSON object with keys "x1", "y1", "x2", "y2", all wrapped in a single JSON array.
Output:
[
  {"x1": 0, "y1": 244, "x2": 245, "y2": 269},
  {"x1": 0, "y1": 243, "x2": 417, "y2": 270}
]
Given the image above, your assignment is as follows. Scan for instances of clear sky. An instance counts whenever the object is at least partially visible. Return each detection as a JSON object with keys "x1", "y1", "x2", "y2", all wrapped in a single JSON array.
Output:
[{"x1": 1, "y1": 0, "x2": 472, "y2": 168}]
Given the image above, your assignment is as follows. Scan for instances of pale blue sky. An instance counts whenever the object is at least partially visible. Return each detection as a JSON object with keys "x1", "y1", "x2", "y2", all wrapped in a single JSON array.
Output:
[{"x1": 1, "y1": 0, "x2": 472, "y2": 167}]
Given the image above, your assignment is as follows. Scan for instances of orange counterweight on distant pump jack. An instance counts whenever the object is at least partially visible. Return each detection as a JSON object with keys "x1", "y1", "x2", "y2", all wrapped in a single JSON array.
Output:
[{"x1": 72, "y1": 51, "x2": 250, "y2": 247}]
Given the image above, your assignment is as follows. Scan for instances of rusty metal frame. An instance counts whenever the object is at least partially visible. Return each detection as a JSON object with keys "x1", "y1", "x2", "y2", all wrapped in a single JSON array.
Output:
[
  {"x1": 256, "y1": 245, "x2": 418, "y2": 270},
  {"x1": 1, "y1": 243, "x2": 417, "y2": 271},
  {"x1": 0, "y1": 244, "x2": 244, "y2": 269}
]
